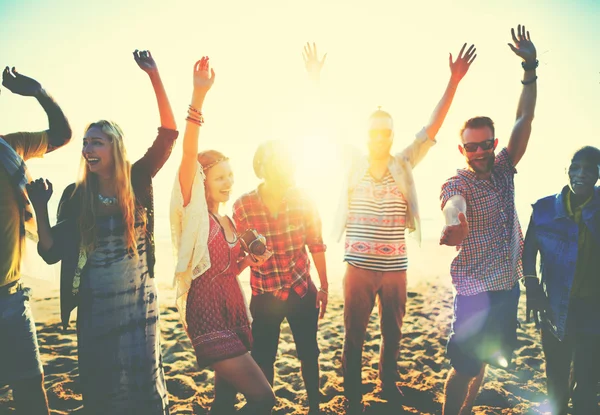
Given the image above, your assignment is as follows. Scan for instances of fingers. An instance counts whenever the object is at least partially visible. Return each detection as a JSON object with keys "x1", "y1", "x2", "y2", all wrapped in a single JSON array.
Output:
[
  {"x1": 458, "y1": 212, "x2": 467, "y2": 224},
  {"x1": 194, "y1": 56, "x2": 211, "y2": 73},
  {"x1": 210, "y1": 68, "x2": 216, "y2": 82},
  {"x1": 458, "y1": 43, "x2": 467, "y2": 59},
  {"x1": 46, "y1": 179, "x2": 53, "y2": 194},
  {"x1": 465, "y1": 44, "x2": 475, "y2": 57},
  {"x1": 318, "y1": 297, "x2": 327, "y2": 319},
  {"x1": 468, "y1": 53, "x2": 477, "y2": 65},
  {"x1": 507, "y1": 43, "x2": 518, "y2": 54},
  {"x1": 449, "y1": 53, "x2": 453, "y2": 66},
  {"x1": 304, "y1": 42, "x2": 313, "y2": 60},
  {"x1": 303, "y1": 41, "x2": 326, "y2": 63},
  {"x1": 2, "y1": 66, "x2": 11, "y2": 86},
  {"x1": 511, "y1": 27, "x2": 519, "y2": 45},
  {"x1": 194, "y1": 59, "x2": 203, "y2": 73},
  {"x1": 133, "y1": 49, "x2": 152, "y2": 63}
]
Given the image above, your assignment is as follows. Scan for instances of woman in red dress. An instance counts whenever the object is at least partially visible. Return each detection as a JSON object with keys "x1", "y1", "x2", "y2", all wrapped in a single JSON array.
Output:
[{"x1": 170, "y1": 57, "x2": 275, "y2": 415}]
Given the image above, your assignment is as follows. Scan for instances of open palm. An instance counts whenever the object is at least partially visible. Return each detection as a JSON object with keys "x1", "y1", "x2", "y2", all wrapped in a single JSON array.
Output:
[
  {"x1": 508, "y1": 25, "x2": 537, "y2": 63},
  {"x1": 302, "y1": 42, "x2": 327, "y2": 82},
  {"x1": 193, "y1": 56, "x2": 215, "y2": 94},
  {"x1": 449, "y1": 43, "x2": 477, "y2": 82}
]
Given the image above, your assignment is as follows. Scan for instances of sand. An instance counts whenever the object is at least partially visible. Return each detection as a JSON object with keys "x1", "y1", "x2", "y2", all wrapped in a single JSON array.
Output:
[{"x1": 0, "y1": 269, "x2": 555, "y2": 415}]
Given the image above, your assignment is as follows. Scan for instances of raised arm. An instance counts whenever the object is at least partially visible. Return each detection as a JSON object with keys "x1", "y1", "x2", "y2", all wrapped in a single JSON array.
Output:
[
  {"x1": 132, "y1": 50, "x2": 179, "y2": 177},
  {"x1": 506, "y1": 25, "x2": 537, "y2": 167},
  {"x1": 26, "y1": 178, "x2": 54, "y2": 253},
  {"x1": 179, "y1": 57, "x2": 215, "y2": 206},
  {"x1": 133, "y1": 50, "x2": 177, "y2": 130},
  {"x1": 424, "y1": 44, "x2": 476, "y2": 140},
  {"x1": 2, "y1": 66, "x2": 72, "y2": 152}
]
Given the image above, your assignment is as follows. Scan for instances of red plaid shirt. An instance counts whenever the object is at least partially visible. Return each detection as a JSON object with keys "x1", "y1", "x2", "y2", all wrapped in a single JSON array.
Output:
[{"x1": 233, "y1": 186, "x2": 326, "y2": 299}]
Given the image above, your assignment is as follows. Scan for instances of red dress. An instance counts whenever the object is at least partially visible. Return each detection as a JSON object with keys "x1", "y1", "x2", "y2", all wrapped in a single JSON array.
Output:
[{"x1": 185, "y1": 214, "x2": 252, "y2": 367}]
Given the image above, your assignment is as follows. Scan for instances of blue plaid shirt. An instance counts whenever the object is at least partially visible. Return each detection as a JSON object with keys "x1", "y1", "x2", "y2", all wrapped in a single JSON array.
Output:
[{"x1": 440, "y1": 148, "x2": 523, "y2": 296}]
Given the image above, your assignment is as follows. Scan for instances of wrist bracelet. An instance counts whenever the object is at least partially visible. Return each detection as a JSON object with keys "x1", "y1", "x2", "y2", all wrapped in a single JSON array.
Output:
[
  {"x1": 186, "y1": 116, "x2": 203, "y2": 126},
  {"x1": 521, "y1": 275, "x2": 539, "y2": 285},
  {"x1": 521, "y1": 76, "x2": 537, "y2": 86},
  {"x1": 188, "y1": 105, "x2": 202, "y2": 115},
  {"x1": 521, "y1": 59, "x2": 539, "y2": 71},
  {"x1": 319, "y1": 287, "x2": 328, "y2": 295}
]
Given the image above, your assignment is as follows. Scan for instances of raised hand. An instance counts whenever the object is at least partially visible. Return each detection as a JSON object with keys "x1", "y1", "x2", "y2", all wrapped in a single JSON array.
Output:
[
  {"x1": 440, "y1": 212, "x2": 469, "y2": 246},
  {"x1": 449, "y1": 43, "x2": 477, "y2": 82},
  {"x1": 2, "y1": 67, "x2": 43, "y2": 97},
  {"x1": 193, "y1": 56, "x2": 215, "y2": 95},
  {"x1": 508, "y1": 24, "x2": 537, "y2": 63},
  {"x1": 26, "y1": 178, "x2": 53, "y2": 209},
  {"x1": 302, "y1": 42, "x2": 327, "y2": 83},
  {"x1": 133, "y1": 50, "x2": 158, "y2": 74}
]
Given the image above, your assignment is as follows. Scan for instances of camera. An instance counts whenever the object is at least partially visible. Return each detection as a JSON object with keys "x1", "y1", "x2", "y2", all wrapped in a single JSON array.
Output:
[{"x1": 239, "y1": 229, "x2": 267, "y2": 257}]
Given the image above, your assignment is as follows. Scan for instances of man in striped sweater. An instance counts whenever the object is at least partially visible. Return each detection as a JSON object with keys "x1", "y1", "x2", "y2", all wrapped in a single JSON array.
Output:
[{"x1": 330, "y1": 47, "x2": 477, "y2": 412}]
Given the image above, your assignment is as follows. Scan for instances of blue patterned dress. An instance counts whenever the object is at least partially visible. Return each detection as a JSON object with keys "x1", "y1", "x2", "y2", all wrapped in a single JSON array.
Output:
[{"x1": 77, "y1": 214, "x2": 169, "y2": 415}]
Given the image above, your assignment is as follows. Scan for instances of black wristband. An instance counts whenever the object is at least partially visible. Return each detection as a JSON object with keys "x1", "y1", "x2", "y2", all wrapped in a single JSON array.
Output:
[
  {"x1": 521, "y1": 59, "x2": 539, "y2": 71},
  {"x1": 521, "y1": 76, "x2": 537, "y2": 85}
]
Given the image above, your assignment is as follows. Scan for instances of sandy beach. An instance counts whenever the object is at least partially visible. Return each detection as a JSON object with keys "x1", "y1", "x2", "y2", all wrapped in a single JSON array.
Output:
[{"x1": 0, "y1": 239, "x2": 554, "y2": 415}]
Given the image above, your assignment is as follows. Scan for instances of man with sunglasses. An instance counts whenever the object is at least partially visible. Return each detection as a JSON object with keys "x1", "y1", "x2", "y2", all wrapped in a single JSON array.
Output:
[
  {"x1": 522, "y1": 146, "x2": 600, "y2": 415},
  {"x1": 314, "y1": 41, "x2": 478, "y2": 412},
  {"x1": 439, "y1": 25, "x2": 538, "y2": 415}
]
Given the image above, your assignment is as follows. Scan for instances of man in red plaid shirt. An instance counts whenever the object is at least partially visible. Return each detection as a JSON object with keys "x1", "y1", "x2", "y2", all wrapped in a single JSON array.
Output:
[{"x1": 233, "y1": 140, "x2": 329, "y2": 415}]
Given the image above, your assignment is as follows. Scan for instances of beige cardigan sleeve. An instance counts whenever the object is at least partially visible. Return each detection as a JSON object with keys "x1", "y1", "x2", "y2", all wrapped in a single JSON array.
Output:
[{"x1": 170, "y1": 162, "x2": 211, "y2": 328}]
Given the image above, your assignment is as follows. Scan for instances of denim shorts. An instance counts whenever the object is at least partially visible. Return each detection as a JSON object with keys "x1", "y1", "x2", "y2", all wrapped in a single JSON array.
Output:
[
  {"x1": 447, "y1": 284, "x2": 520, "y2": 377},
  {"x1": 0, "y1": 286, "x2": 44, "y2": 385}
]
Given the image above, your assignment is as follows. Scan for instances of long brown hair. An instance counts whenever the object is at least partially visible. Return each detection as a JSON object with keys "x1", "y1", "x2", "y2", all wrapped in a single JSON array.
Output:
[{"x1": 74, "y1": 120, "x2": 144, "y2": 255}]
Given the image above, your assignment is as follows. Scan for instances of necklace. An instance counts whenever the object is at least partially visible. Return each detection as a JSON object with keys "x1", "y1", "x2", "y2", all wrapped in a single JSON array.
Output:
[{"x1": 98, "y1": 193, "x2": 118, "y2": 206}]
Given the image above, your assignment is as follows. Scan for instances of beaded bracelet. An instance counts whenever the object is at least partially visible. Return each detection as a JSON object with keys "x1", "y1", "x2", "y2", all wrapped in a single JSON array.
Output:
[
  {"x1": 188, "y1": 105, "x2": 202, "y2": 115},
  {"x1": 187, "y1": 107, "x2": 204, "y2": 122},
  {"x1": 319, "y1": 287, "x2": 329, "y2": 295},
  {"x1": 186, "y1": 116, "x2": 203, "y2": 126},
  {"x1": 521, "y1": 59, "x2": 539, "y2": 71}
]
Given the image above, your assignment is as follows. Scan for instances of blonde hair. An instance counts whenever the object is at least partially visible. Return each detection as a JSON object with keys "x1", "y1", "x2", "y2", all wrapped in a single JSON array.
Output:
[{"x1": 74, "y1": 120, "x2": 144, "y2": 255}]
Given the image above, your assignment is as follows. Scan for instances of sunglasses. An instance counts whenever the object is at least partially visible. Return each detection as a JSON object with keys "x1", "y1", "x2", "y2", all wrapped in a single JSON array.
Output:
[
  {"x1": 463, "y1": 139, "x2": 494, "y2": 153},
  {"x1": 369, "y1": 129, "x2": 393, "y2": 140}
]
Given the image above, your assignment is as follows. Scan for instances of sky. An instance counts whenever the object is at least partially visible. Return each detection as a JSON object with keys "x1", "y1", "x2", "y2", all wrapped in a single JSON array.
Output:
[{"x1": 2, "y1": 0, "x2": 600, "y2": 282}]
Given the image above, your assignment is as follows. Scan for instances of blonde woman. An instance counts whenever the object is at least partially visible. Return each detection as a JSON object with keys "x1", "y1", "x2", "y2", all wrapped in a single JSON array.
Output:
[
  {"x1": 170, "y1": 57, "x2": 275, "y2": 414},
  {"x1": 26, "y1": 50, "x2": 177, "y2": 415}
]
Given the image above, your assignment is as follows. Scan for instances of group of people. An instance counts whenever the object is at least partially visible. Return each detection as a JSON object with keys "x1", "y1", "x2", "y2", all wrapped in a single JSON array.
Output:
[{"x1": 0, "y1": 23, "x2": 598, "y2": 415}]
